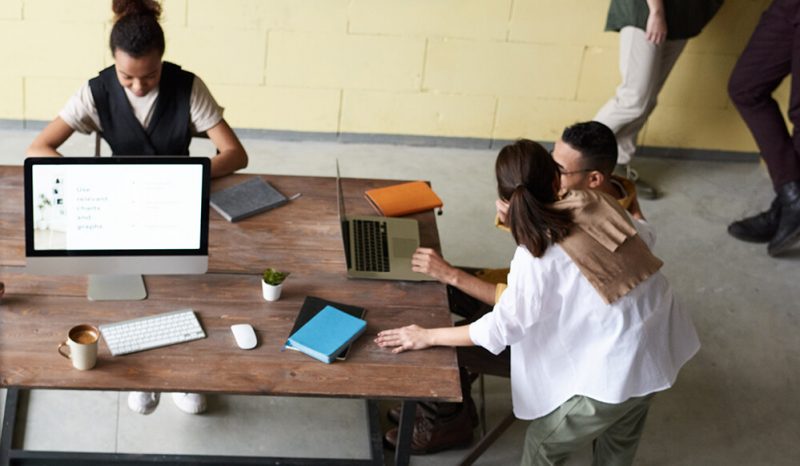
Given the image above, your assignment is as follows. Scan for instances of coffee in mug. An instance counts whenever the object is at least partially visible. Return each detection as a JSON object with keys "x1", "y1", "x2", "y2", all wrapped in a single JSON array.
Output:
[{"x1": 58, "y1": 324, "x2": 99, "y2": 370}]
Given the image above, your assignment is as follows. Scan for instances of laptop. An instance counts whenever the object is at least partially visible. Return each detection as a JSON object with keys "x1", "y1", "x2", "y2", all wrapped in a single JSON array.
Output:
[{"x1": 336, "y1": 162, "x2": 433, "y2": 281}]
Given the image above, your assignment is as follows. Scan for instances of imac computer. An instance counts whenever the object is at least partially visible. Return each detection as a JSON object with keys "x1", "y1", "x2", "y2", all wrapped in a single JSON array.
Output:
[{"x1": 24, "y1": 157, "x2": 211, "y2": 301}]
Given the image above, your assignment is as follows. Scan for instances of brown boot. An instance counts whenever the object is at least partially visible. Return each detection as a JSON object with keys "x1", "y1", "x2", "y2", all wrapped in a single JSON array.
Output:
[
  {"x1": 387, "y1": 402, "x2": 431, "y2": 425},
  {"x1": 384, "y1": 403, "x2": 475, "y2": 455},
  {"x1": 387, "y1": 399, "x2": 479, "y2": 428}
]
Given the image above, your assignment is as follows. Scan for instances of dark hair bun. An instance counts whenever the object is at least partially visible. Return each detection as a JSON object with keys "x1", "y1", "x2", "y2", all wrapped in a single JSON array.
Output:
[
  {"x1": 112, "y1": 0, "x2": 162, "y2": 22},
  {"x1": 109, "y1": 0, "x2": 165, "y2": 57}
]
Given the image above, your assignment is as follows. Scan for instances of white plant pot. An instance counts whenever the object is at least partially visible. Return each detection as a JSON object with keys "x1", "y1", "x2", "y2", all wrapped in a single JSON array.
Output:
[{"x1": 262, "y1": 281, "x2": 283, "y2": 301}]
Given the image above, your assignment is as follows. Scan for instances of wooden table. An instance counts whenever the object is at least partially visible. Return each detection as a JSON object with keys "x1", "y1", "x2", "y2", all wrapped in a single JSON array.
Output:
[{"x1": 0, "y1": 166, "x2": 461, "y2": 465}]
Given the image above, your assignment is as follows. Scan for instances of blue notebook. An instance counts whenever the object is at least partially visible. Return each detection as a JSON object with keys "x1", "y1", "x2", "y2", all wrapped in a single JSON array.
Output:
[{"x1": 287, "y1": 305, "x2": 367, "y2": 364}]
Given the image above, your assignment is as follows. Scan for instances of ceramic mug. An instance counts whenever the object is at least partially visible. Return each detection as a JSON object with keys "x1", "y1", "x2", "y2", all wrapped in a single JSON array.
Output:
[{"x1": 58, "y1": 324, "x2": 99, "y2": 370}]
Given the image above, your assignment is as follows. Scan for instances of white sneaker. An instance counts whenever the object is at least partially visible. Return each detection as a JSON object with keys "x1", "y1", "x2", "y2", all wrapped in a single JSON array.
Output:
[
  {"x1": 171, "y1": 392, "x2": 207, "y2": 414},
  {"x1": 128, "y1": 391, "x2": 160, "y2": 415}
]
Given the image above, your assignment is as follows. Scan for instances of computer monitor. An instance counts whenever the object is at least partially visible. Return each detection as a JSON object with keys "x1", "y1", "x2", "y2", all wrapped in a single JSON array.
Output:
[{"x1": 24, "y1": 157, "x2": 210, "y2": 301}]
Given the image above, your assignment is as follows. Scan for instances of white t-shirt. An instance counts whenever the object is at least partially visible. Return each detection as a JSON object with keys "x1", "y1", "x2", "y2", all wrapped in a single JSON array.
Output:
[
  {"x1": 59, "y1": 75, "x2": 223, "y2": 135},
  {"x1": 469, "y1": 220, "x2": 699, "y2": 420}
]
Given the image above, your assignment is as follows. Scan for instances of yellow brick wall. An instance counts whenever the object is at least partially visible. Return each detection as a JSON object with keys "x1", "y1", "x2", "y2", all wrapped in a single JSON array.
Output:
[{"x1": 0, "y1": 0, "x2": 783, "y2": 153}]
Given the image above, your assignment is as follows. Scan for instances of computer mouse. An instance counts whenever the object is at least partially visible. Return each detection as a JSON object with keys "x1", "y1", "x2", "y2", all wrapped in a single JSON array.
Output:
[{"x1": 231, "y1": 324, "x2": 257, "y2": 350}]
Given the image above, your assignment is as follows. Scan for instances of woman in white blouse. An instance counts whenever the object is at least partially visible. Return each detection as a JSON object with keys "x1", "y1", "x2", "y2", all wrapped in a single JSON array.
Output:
[{"x1": 376, "y1": 139, "x2": 699, "y2": 466}]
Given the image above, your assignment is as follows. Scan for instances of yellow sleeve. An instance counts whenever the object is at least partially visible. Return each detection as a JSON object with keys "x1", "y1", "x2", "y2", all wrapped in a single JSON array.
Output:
[{"x1": 494, "y1": 283, "x2": 507, "y2": 304}]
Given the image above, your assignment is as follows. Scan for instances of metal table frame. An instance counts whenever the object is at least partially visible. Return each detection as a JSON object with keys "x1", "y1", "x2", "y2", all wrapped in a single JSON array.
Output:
[{"x1": 1, "y1": 388, "x2": 418, "y2": 466}]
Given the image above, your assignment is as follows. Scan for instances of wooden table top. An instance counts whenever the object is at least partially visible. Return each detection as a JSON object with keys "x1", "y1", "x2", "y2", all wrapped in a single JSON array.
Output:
[{"x1": 0, "y1": 165, "x2": 461, "y2": 402}]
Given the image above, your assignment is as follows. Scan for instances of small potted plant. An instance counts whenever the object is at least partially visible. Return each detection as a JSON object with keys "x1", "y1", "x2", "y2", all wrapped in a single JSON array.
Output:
[{"x1": 262, "y1": 268, "x2": 289, "y2": 301}]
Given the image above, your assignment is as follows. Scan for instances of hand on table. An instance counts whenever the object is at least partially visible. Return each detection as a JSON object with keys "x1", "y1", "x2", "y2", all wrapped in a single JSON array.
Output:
[{"x1": 375, "y1": 325, "x2": 432, "y2": 354}]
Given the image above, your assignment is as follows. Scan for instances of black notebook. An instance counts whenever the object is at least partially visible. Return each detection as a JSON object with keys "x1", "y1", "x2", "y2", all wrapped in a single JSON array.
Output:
[
  {"x1": 285, "y1": 296, "x2": 367, "y2": 361},
  {"x1": 210, "y1": 177, "x2": 288, "y2": 222}
]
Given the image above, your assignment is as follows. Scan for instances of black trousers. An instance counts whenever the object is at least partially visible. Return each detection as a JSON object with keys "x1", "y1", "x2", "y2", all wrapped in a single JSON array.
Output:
[{"x1": 729, "y1": 0, "x2": 800, "y2": 189}]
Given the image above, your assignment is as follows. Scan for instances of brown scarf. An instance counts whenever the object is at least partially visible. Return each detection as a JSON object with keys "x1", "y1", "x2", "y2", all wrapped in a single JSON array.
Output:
[{"x1": 554, "y1": 190, "x2": 663, "y2": 304}]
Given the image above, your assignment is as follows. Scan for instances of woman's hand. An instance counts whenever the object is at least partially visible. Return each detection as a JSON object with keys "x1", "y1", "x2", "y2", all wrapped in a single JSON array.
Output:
[
  {"x1": 496, "y1": 199, "x2": 510, "y2": 226},
  {"x1": 375, "y1": 325, "x2": 433, "y2": 353}
]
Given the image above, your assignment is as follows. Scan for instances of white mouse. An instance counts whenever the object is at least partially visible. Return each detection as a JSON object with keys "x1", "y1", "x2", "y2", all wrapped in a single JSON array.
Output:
[{"x1": 231, "y1": 324, "x2": 257, "y2": 350}]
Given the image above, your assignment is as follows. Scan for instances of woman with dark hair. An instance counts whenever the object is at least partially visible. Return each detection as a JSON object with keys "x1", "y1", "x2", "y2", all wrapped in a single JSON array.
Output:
[
  {"x1": 28, "y1": 0, "x2": 246, "y2": 416},
  {"x1": 376, "y1": 139, "x2": 699, "y2": 465},
  {"x1": 27, "y1": 0, "x2": 248, "y2": 179}
]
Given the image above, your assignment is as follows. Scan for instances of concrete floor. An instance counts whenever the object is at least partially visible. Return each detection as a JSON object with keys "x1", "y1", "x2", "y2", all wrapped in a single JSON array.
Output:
[{"x1": 1, "y1": 128, "x2": 799, "y2": 465}]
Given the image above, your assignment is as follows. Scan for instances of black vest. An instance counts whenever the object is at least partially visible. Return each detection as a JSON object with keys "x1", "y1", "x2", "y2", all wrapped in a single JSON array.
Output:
[{"x1": 89, "y1": 61, "x2": 194, "y2": 156}]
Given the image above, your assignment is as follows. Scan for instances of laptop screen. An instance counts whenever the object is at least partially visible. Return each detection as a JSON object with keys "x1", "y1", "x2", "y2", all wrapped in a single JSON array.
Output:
[{"x1": 335, "y1": 161, "x2": 351, "y2": 269}]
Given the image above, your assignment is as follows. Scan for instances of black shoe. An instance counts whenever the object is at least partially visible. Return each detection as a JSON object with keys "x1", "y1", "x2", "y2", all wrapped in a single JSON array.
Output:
[
  {"x1": 768, "y1": 181, "x2": 800, "y2": 256},
  {"x1": 728, "y1": 197, "x2": 781, "y2": 243}
]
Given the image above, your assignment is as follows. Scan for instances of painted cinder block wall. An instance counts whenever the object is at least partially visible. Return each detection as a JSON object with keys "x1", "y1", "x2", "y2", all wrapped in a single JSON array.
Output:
[{"x1": 0, "y1": 0, "x2": 786, "y2": 152}]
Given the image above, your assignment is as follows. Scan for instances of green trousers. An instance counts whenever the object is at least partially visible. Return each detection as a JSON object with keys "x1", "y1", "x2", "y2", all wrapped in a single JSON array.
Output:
[{"x1": 521, "y1": 393, "x2": 654, "y2": 466}]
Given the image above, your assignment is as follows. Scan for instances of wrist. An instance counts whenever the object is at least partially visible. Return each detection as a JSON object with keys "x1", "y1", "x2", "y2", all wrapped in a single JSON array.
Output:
[
  {"x1": 448, "y1": 267, "x2": 466, "y2": 287},
  {"x1": 424, "y1": 328, "x2": 436, "y2": 347}
]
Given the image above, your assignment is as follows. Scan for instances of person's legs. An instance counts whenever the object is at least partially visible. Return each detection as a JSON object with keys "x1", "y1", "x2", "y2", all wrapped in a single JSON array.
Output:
[
  {"x1": 595, "y1": 27, "x2": 660, "y2": 166},
  {"x1": 610, "y1": 36, "x2": 687, "y2": 163},
  {"x1": 520, "y1": 395, "x2": 652, "y2": 466},
  {"x1": 592, "y1": 395, "x2": 653, "y2": 466},
  {"x1": 768, "y1": 3, "x2": 800, "y2": 254},
  {"x1": 729, "y1": 0, "x2": 800, "y2": 189},
  {"x1": 728, "y1": 0, "x2": 800, "y2": 253},
  {"x1": 596, "y1": 28, "x2": 687, "y2": 199}
]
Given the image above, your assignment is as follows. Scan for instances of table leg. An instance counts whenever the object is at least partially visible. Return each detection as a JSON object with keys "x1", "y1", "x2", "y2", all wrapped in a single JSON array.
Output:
[
  {"x1": 1, "y1": 388, "x2": 20, "y2": 466},
  {"x1": 394, "y1": 400, "x2": 416, "y2": 466}
]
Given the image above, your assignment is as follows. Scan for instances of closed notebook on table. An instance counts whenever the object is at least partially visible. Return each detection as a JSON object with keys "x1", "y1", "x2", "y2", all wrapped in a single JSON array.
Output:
[
  {"x1": 285, "y1": 296, "x2": 366, "y2": 361},
  {"x1": 364, "y1": 181, "x2": 443, "y2": 217},
  {"x1": 210, "y1": 177, "x2": 288, "y2": 222},
  {"x1": 286, "y1": 305, "x2": 367, "y2": 364}
]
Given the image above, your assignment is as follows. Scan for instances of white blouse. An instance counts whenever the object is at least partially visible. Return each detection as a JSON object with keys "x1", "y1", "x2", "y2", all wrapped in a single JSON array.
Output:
[{"x1": 469, "y1": 221, "x2": 699, "y2": 420}]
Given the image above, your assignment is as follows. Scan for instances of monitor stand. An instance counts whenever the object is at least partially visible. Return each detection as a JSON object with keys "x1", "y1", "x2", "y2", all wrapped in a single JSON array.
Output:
[{"x1": 88, "y1": 275, "x2": 147, "y2": 301}]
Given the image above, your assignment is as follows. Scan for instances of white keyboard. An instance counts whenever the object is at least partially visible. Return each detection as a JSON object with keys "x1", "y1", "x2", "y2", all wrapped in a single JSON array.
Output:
[{"x1": 99, "y1": 308, "x2": 206, "y2": 356}]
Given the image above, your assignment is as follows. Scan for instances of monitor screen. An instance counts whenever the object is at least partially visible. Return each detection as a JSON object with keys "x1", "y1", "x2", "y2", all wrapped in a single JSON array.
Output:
[{"x1": 23, "y1": 157, "x2": 210, "y2": 300}]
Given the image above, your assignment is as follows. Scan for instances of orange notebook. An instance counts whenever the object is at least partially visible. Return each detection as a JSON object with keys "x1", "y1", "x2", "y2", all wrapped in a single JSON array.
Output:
[{"x1": 364, "y1": 181, "x2": 443, "y2": 217}]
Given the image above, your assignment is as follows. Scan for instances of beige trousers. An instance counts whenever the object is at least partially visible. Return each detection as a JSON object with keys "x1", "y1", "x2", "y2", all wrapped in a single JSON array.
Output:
[
  {"x1": 521, "y1": 394, "x2": 655, "y2": 466},
  {"x1": 595, "y1": 26, "x2": 687, "y2": 164}
]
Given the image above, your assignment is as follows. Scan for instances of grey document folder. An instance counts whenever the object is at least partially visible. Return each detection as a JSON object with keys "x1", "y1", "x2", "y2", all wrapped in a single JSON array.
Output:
[{"x1": 210, "y1": 177, "x2": 288, "y2": 222}]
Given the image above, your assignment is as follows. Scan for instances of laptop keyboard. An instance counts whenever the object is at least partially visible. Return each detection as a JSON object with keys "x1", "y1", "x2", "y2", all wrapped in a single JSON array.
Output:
[{"x1": 353, "y1": 219, "x2": 390, "y2": 272}]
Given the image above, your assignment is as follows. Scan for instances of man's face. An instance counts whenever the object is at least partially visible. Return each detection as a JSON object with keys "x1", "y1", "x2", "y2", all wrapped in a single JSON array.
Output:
[{"x1": 552, "y1": 139, "x2": 593, "y2": 193}]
